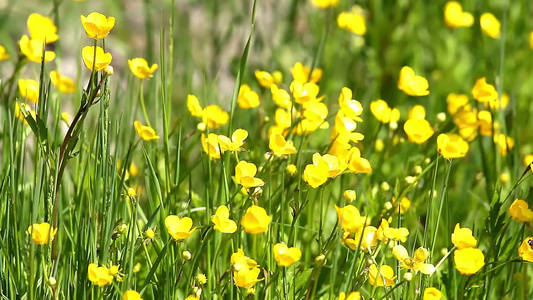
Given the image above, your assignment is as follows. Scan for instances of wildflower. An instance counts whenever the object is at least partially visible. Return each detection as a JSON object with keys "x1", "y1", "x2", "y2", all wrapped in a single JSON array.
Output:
[
  {"x1": 477, "y1": 111, "x2": 492, "y2": 136},
  {"x1": 273, "y1": 243, "x2": 302, "y2": 267},
  {"x1": 291, "y1": 81, "x2": 322, "y2": 105},
  {"x1": 165, "y1": 215, "x2": 196, "y2": 241},
  {"x1": 27, "y1": 222, "x2": 57, "y2": 244},
  {"x1": 398, "y1": 66, "x2": 430, "y2": 96},
  {"x1": 370, "y1": 100, "x2": 400, "y2": 123},
  {"x1": 487, "y1": 93, "x2": 509, "y2": 110},
  {"x1": 217, "y1": 129, "x2": 248, "y2": 152},
  {"x1": 343, "y1": 190, "x2": 356, "y2": 203},
  {"x1": 335, "y1": 205, "x2": 368, "y2": 233},
  {"x1": 303, "y1": 154, "x2": 329, "y2": 188},
  {"x1": 241, "y1": 205, "x2": 271, "y2": 234},
  {"x1": 234, "y1": 267, "x2": 263, "y2": 288},
  {"x1": 493, "y1": 133, "x2": 514, "y2": 156},
  {"x1": 480, "y1": 13, "x2": 500, "y2": 38},
  {"x1": 451, "y1": 223, "x2": 477, "y2": 249},
  {"x1": 255, "y1": 70, "x2": 280, "y2": 88},
  {"x1": 338, "y1": 87, "x2": 363, "y2": 121},
  {"x1": 311, "y1": 0, "x2": 339, "y2": 9},
  {"x1": 50, "y1": 71, "x2": 75, "y2": 93},
  {"x1": 314, "y1": 153, "x2": 345, "y2": 178},
  {"x1": 392, "y1": 245, "x2": 435, "y2": 275},
  {"x1": 108, "y1": 264, "x2": 123, "y2": 282},
  {"x1": 343, "y1": 226, "x2": 378, "y2": 251},
  {"x1": 211, "y1": 205, "x2": 237, "y2": 233},
  {"x1": 338, "y1": 291, "x2": 361, "y2": 300},
  {"x1": 134, "y1": 121, "x2": 160, "y2": 141},
  {"x1": 235, "y1": 161, "x2": 264, "y2": 189},
  {"x1": 87, "y1": 264, "x2": 114, "y2": 286},
  {"x1": 202, "y1": 105, "x2": 229, "y2": 129},
  {"x1": 18, "y1": 79, "x2": 40, "y2": 103},
  {"x1": 27, "y1": 13, "x2": 59, "y2": 43},
  {"x1": 0, "y1": 45, "x2": 9, "y2": 61},
  {"x1": 286, "y1": 164, "x2": 297, "y2": 176},
  {"x1": 423, "y1": 287, "x2": 443, "y2": 300},
  {"x1": 128, "y1": 58, "x2": 158, "y2": 79},
  {"x1": 392, "y1": 197, "x2": 411, "y2": 214},
  {"x1": 19, "y1": 35, "x2": 55, "y2": 63},
  {"x1": 201, "y1": 133, "x2": 221, "y2": 159},
  {"x1": 408, "y1": 105, "x2": 426, "y2": 120},
  {"x1": 122, "y1": 290, "x2": 143, "y2": 300},
  {"x1": 290, "y1": 62, "x2": 322, "y2": 84},
  {"x1": 182, "y1": 251, "x2": 192, "y2": 261},
  {"x1": 437, "y1": 133, "x2": 469, "y2": 159},
  {"x1": 524, "y1": 154, "x2": 533, "y2": 167},
  {"x1": 133, "y1": 263, "x2": 141, "y2": 273},
  {"x1": 184, "y1": 295, "x2": 199, "y2": 300},
  {"x1": 508, "y1": 199, "x2": 533, "y2": 222},
  {"x1": 453, "y1": 248, "x2": 485, "y2": 275},
  {"x1": 187, "y1": 94, "x2": 204, "y2": 117},
  {"x1": 444, "y1": 1, "x2": 474, "y2": 28},
  {"x1": 453, "y1": 109, "x2": 478, "y2": 141},
  {"x1": 404, "y1": 119, "x2": 434, "y2": 144},
  {"x1": 81, "y1": 12, "x2": 115, "y2": 39},
  {"x1": 144, "y1": 228, "x2": 155, "y2": 239},
  {"x1": 196, "y1": 273, "x2": 207, "y2": 285},
  {"x1": 368, "y1": 264, "x2": 395, "y2": 287},
  {"x1": 82, "y1": 46, "x2": 112, "y2": 71},
  {"x1": 446, "y1": 93, "x2": 470, "y2": 115},
  {"x1": 237, "y1": 84, "x2": 260, "y2": 109},
  {"x1": 337, "y1": 8, "x2": 366, "y2": 36},
  {"x1": 346, "y1": 147, "x2": 372, "y2": 173},
  {"x1": 270, "y1": 84, "x2": 292, "y2": 109},
  {"x1": 518, "y1": 237, "x2": 533, "y2": 262},
  {"x1": 471, "y1": 77, "x2": 498, "y2": 103},
  {"x1": 269, "y1": 133, "x2": 296, "y2": 156},
  {"x1": 376, "y1": 219, "x2": 409, "y2": 242}
]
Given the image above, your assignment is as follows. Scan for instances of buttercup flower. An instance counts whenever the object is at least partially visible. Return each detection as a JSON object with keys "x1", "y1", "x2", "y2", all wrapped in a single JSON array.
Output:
[
  {"x1": 398, "y1": 66, "x2": 430, "y2": 96},
  {"x1": 290, "y1": 62, "x2": 322, "y2": 84},
  {"x1": 451, "y1": 223, "x2": 477, "y2": 249},
  {"x1": 128, "y1": 58, "x2": 158, "y2": 79},
  {"x1": 338, "y1": 87, "x2": 363, "y2": 122},
  {"x1": 187, "y1": 94, "x2": 204, "y2": 117},
  {"x1": 201, "y1": 133, "x2": 221, "y2": 159},
  {"x1": 311, "y1": 0, "x2": 339, "y2": 9},
  {"x1": 518, "y1": 237, "x2": 533, "y2": 262},
  {"x1": 493, "y1": 133, "x2": 514, "y2": 156},
  {"x1": 335, "y1": 205, "x2": 367, "y2": 233},
  {"x1": 346, "y1": 147, "x2": 372, "y2": 173},
  {"x1": 273, "y1": 243, "x2": 302, "y2": 267},
  {"x1": 19, "y1": 79, "x2": 40, "y2": 103},
  {"x1": 286, "y1": 164, "x2": 297, "y2": 176},
  {"x1": 165, "y1": 215, "x2": 196, "y2": 241},
  {"x1": 423, "y1": 287, "x2": 443, "y2": 300},
  {"x1": 444, "y1": 1, "x2": 474, "y2": 28},
  {"x1": 218, "y1": 129, "x2": 248, "y2": 152},
  {"x1": 342, "y1": 226, "x2": 377, "y2": 251},
  {"x1": 134, "y1": 121, "x2": 160, "y2": 141},
  {"x1": 392, "y1": 245, "x2": 435, "y2": 275},
  {"x1": 370, "y1": 100, "x2": 400, "y2": 124},
  {"x1": 303, "y1": 153, "x2": 329, "y2": 188},
  {"x1": 270, "y1": 84, "x2": 292, "y2": 109},
  {"x1": 81, "y1": 12, "x2": 116, "y2": 39},
  {"x1": 241, "y1": 205, "x2": 271, "y2": 234},
  {"x1": 338, "y1": 291, "x2": 361, "y2": 300},
  {"x1": 0, "y1": 45, "x2": 9, "y2": 61},
  {"x1": 376, "y1": 219, "x2": 409, "y2": 242},
  {"x1": 368, "y1": 264, "x2": 395, "y2": 287},
  {"x1": 404, "y1": 119, "x2": 434, "y2": 144},
  {"x1": 27, "y1": 222, "x2": 57, "y2": 244},
  {"x1": 337, "y1": 8, "x2": 366, "y2": 36},
  {"x1": 392, "y1": 196, "x2": 411, "y2": 214},
  {"x1": 202, "y1": 105, "x2": 229, "y2": 129},
  {"x1": 255, "y1": 70, "x2": 282, "y2": 88},
  {"x1": 50, "y1": 71, "x2": 75, "y2": 93},
  {"x1": 291, "y1": 81, "x2": 321, "y2": 105},
  {"x1": 238, "y1": 84, "x2": 260, "y2": 109},
  {"x1": 524, "y1": 154, "x2": 533, "y2": 167},
  {"x1": 82, "y1": 46, "x2": 112, "y2": 71},
  {"x1": 87, "y1": 263, "x2": 114, "y2": 286},
  {"x1": 234, "y1": 266, "x2": 262, "y2": 288},
  {"x1": 122, "y1": 290, "x2": 143, "y2": 300},
  {"x1": 211, "y1": 205, "x2": 237, "y2": 233},
  {"x1": 447, "y1": 93, "x2": 470, "y2": 114},
  {"x1": 27, "y1": 13, "x2": 59, "y2": 43},
  {"x1": 235, "y1": 161, "x2": 264, "y2": 189},
  {"x1": 343, "y1": 190, "x2": 356, "y2": 203},
  {"x1": 471, "y1": 77, "x2": 498, "y2": 103},
  {"x1": 269, "y1": 133, "x2": 296, "y2": 156},
  {"x1": 454, "y1": 248, "x2": 485, "y2": 275},
  {"x1": 508, "y1": 199, "x2": 533, "y2": 222},
  {"x1": 480, "y1": 12, "x2": 500, "y2": 38},
  {"x1": 437, "y1": 133, "x2": 469, "y2": 159},
  {"x1": 19, "y1": 35, "x2": 56, "y2": 63},
  {"x1": 314, "y1": 153, "x2": 345, "y2": 178}
]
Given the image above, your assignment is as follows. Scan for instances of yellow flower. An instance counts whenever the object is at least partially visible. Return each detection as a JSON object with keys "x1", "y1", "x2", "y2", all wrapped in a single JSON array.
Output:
[
  {"x1": 447, "y1": 93, "x2": 470, "y2": 115},
  {"x1": 273, "y1": 243, "x2": 302, "y2": 267},
  {"x1": 290, "y1": 81, "x2": 321, "y2": 105},
  {"x1": 398, "y1": 66, "x2": 430, "y2": 96},
  {"x1": 18, "y1": 79, "x2": 40, "y2": 103},
  {"x1": 524, "y1": 154, "x2": 533, "y2": 167},
  {"x1": 508, "y1": 199, "x2": 533, "y2": 222},
  {"x1": 303, "y1": 154, "x2": 329, "y2": 188},
  {"x1": 241, "y1": 205, "x2": 271, "y2": 234},
  {"x1": 530, "y1": 31, "x2": 533, "y2": 49},
  {"x1": 444, "y1": 1, "x2": 474, "y2": 28},
  {"x1": 404, "y1": 119, "x2": 434, "y2": 144},
  {"x1": 27, "y1": 222, "x2": 57, "y2": 244},
  {"x1": 231, "y1": 249, "x2": 259, "y2": 270},
  {"x1": 134, "y1": 121, "x2": 160, "y2": 141},
  {"x1": 19, "y1": 35, "x2": 56, "y2": 63},
  {"x1": 184, "y1": 295, "x2": 199, "y2": 300},
  {"x1": 338, "y1": 87, "x2": 363, "y2": 122},
  {"x1": 423, "y1": 287, "x2": 443, "y2": 300},
  {"x1": 451, "y1": 223, "x2": 477, "y2": 250},
  {"x1": 122, "y1": 290, "x2": 143, "y2": 300},
  {"x1": 480, "y1": 12, "x2": 500, "y2": 38},
  {"x1": 471, "y1": 77, "x2": 498, "y2": 103},
  {"x1": 392, "y1": 197, "x2": 411, "y2": 214},
  {"x1": 87, "y1": 263, "x2": 114, "y2": 286},
  {"x1": 270, "y1": 84, "x2": 292, "y2": 109},
  {"x1": 0, "y1": 45, "x2": 9, "y2": 61},
  {"x1": 343, "y1": 190, "x2": 356, "y2": 203},
  {"x1": 408, "y1": 105, "x2": 426, "y2": 120},
  {"x1": 343, "y1": 226, "x2": 378, "y2": 251},
  {"x1": 311, "y1": 0, "x2": 339, "y2": 9},
  {"x1": 234, "y1": 267, "x2": 263, "y2": 288},
  {"x1": 235, "y1": 161, "x2": 264, "y2": 189},
  {"x1": 82, "y1": 46, "x2": 112, "y2": 71},
  {"x1": 50, "y1": 71, "x2": 75, "y2": 93},
  {"x1": 370, "y1": 100, "x2": 400, "y2": 123},
  {"x1": 196, "y1": 273, "x2": 207, "y2": 285},
  {"x1": 477, "y1": 110, "x2": 492, "y2": 136},
  {"x1": 27, "y1": 13, "x2": 59, "y2": 43},
  {"x1": 255, "y1": 70, "x2": 275, "y2": 88},
  {"x1": 80, "y1": 12, "x2": 115, "y2": 39},
  {"x1": 201, "y1": 133, "x2": 221, "y2": 159},
  {"x1": 187, "y1": 94, "x2": 204, "y2": 117},
  {"x1": 269, "y1": 133, "x2": 296, "y2": 156},
  {"x1": 337, "y1": 10, "x2": 366, "y2": 35},
  {"x1": 437, "y1": 133, "x2": 469, "y2": 159},
  {"x1": 202, "y1": 105, "x2": 229, "y2": 129},
  {"x1": 493, "y1": 133, "x2": 514, "y2": 156},
  {"x1": 165, "y1": 215, "x2": 196, "y2": 241},
  {"x1": 238, "y1": 84, "x2": 260, "y2": 109},
  {"x1": 338, "y1": 292, "x2": 361, "y2": 300},
  {"x1": 290, "y1": 62, "x2": 322, "y2": 84},
  {"x1": 453, "y1": 248, "x2": 485, "y2": 275},
  {"x1": 487, "y1": 93, "x2": 509, "y2": 110},
  {"x1": 144, "y1": 228, "x2": 155, "y2": 239},
  {"x1": 128, "y1": 58, "x2": 158, "y2": 79},
  {"x1": 346, "y1": 147, "x2": 372, "y2": 173},
  {"x1": 335, "y1": 205, "x2": 367, "y2": 233},
  {"x1": 376, "y1": 219, "x2": 409, "y2": 242},
  {"x1": 211, "y1": 205, "x2": 237, "y2": 233},
  {"x1": 218, "y1": 129, "x2": 248, "y2": 152},
  {"x1": 392, "y1": 245, "x2": 435, "y2": 275},
  {"x1": 368, "y1": 264, "x2": 395, "y2": 287},
  {"x1": 518, "y1": 237, "x2": 533, "y2": 262},
  {"x1": 286, "y1": 164, "x2": 297, "y2": 176}
]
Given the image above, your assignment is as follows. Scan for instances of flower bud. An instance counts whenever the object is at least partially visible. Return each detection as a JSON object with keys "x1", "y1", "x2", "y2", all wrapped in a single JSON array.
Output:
[
  {"x1": 403, "y1": 272, "x2": 413, "y2": 281},
  {"x1": 286, "y1": 164, "x2": 297, "y2": 176},
  {"x1": 380, "y1": 182, "x2": 390, "y2": 191},
  {"x1": 414, "y1": 165, "x2": 422, "y2": 174},
  {"x1": 104, "y1": 65, "x2": 114, "y2": 75},
  {"x1": 49, "y1": 277, "x2": 57, "y2": 287},
  {"x1": 383, "y1": 201, "x2": 393, "y2": 210},
  {"x1": 343, "y1": 190, "x2": 356, "y2": 203},
  {"x1": 197, "y1": 122, "x2": 206, "y2": 131},
  {"x1": 405, "y1": 176, "x2": 416, "y2": 184},
  {"x1": 437, "y1": 112, "x2": 446, "y2": 122},
  {"x1": 182, "y1": 250, "x2": 192, "y2": 261},
  {"x1": 315, "y1": 254, "x2": 327, "y2": 267}
]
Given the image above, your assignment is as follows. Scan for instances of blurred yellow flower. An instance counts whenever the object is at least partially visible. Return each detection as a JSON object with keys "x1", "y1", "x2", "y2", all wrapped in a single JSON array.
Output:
[
  {"x1": 15, "y1": 102, "x2": 36, "y2": 124},
  {"x1": 286, "y1": 164, "x2": 297, "y2": 176},
  {"x1": 376, "y1": 219, "x2": 409, "y2": 242},
  {"x1": 231, "y1": 248, "x2": 259, "y2": 271},
  {"x1": 18, "y1": 79, "x2": 40, "y2": 103},
  {"x1": 218, "y1": 129, "x2": 248, "y2": 152},
  {"x1": 122, "y1": 290, "x2": 143, "y2": 300},
  {"x1": 518, "y1": 237, "x2": 533, "y2": 262},
  {"x1": 50, "y1": 71, "x2": 75, "y2": 93},
  {"x1": 454, "y1": 248, "x2": 485, "y2": 275},
  {"x1": 81, "y1": 12, "x2": 115, "y2": 39},
  {"x1": 346, "y1": 147, "x2": 372, "y2": 173},
  {"x1": 508, "y1": 199, "x2": 533, "y2": 222},
  {"x1": 241, "y1": 205, "x2": 271, "y2": 234},
  {"x1": 128, "y1": 58, "x2": 158, "y2": 79},
  {"x1": 27, "y1": 222, "x2": 57, "y2": 244},
  {"x1": 0, "y1": 45, "x2": 9, "y2": 61},
  {"x1": 530, "y1": 32, "x2": 533, "y2": 49},
  {"x1": 404, "y1": 119, "x2": 434, "y2": 144},
  {"x1": 290, "y1": 62, "x2": 322, "y2": 84},
  {"x1": 398, "y1": 66, "x2": 430, "y2": 96},
  {"x1": 269, "y1": 133, "x2": 296, "y2": 156},
  {"x1": 423, "y1": 287, "x2": 443, "y2": 300},
  {"x1": 392, "y1": 196, "x2": 411, "y2": 214},
  {"x1": 291, "y1": 81, "x2": 322, "y2": 105},
  {"x1": 196, "y1": 273, "x2": 207, "y2": 285},
  {"x1": 202, "y1": 105, "x2": 229, "y2": 129},
  {"x1": 201, "y1": 133, "x2": 221, "y2": 159},
  {"x1": 408, "y1": 105, "x2": 426, "y2": 120},
  {"x1": 437, "y1": 133, "x2": 469, "y2": 159},
  {"x1": 184, "y1": 296, "x2": 199, "y2": 300},
  {"x1": 311, "y1": 0, "x2": 339, "y2": 9},
  {"x1": 235, "y1": 161, "x2": 264, "y2": 189},
  {"x1": 451, "y1": 223, "x2": 477, "y2": 250},
  {"x1": 477, "y1": 110, "x2": 492, "y2": 136},
  {"x1": 493, "y1": 133, "x2": 514, "y2": 156},
  {"x1": 273, "y1": 243, "x2": 302, "y2": 267},
  {"x1": 447, "y1": 93, "x2": 470, "y2": 115},
  {"x1": 187, "y1": 94, "x2": 204, "y2": 117},
  {"x1": 487, "y1": 93, "x2": 509, "y2": 110},
  {"x1": 368, "y1": 264, "x2": 395, "y2": 287},
  {"x1": 270, "y1": 84, "x2": 292, "y2": 109},
  {"x1": 337, "y1": 9, "x2": 366, "y2": 35},
  {"x1": 27, "y1": 13, "x2": 59, "y2": 43},
  {"x1": 82, "y1": 46, "x2": 112, "y2": 71},
  {"x1": 392, "y1": 245, "x2": 435, "y2": 275},
  {"x1": 444, "y1": 1, "x2": 474, "y2": 28},
  {"x1": 238, "y1": 84, "x2": 260, "y2": 109},
  {"x1": 471, "y1": 77, "x2": 498, "y2": 103},
  {"x1": 480, "y1": 12, "x2": 500, "y2": 38},
  {"x1": 165, "y1": 215, "x2": 196, "y2": 241},
  {"x1": 134, "y1": 121, "x2": 160, "y2": 141},
  {"x1": 524, "y1": 154, "x2": 533, "y2": 167},
  {"x1": 370, "y1": 100, "x2": 400, "y2": 123},
  {"x1": 343, "y1": 190, "x2": 356, "y2": 203},
  {"x1": 303, "y1": 153, "x2": 329, "y2": 188},
  {"x1": 87, "y1": 263, "x2": 113, "y2": 286},
  {"x1": 348, "y1": 226, "x2": 378, "y2": 251},
  {"x1": 19, "y1": 35, "x2": 56, "y2": 63},
  {"x1": 211, "y1": 205, "x2": 237, "y2": 233},
  {"x1": 255, "y1": 70, "x2": 276, "y2": 88},
  {"x1": 334, "y1": 205, "x2": 367, "y2": 233},
  {"x1": 338, "y1": 291, "x2": 361, "y2": 300}
]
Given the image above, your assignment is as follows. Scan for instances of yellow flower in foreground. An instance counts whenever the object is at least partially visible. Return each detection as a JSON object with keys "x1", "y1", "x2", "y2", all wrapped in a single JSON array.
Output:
[
  {"x1": 238, "y1": 84, "x2": 260, "y2": 109},
  {"x1": 273, "y1": 243, "x2": 302, "y2": 267},
  {"x1": 337, "y1": 10, "x2": 366, "y2": 36},
  {"x1": 454, "y1": 248, "x2": 485, "y2": 275},
  {"x1": 128, "y1": 58, "x2": 158, "y2": 79},
  {"x1": 368, "y1": 264, "x2": 395, "y2": 287},
  {"x1": 370, "y1": 100, "x2": 400, "y2": 124},
  {"x1": 50, "y1": 71, "x2": 75, "y2": 93},
  {"x1": 27, "y1": 13, "x2": 59, "y2": 43},
  {"x1": 202, "y1": 105, "x2": 229, "y2": 129},
  {"x1": 508, "y1": 199, "x2": 533, "y2": 222},
  {"x1": 311, "y1": 0, "x2": 339, "y2": 9},
  {"x1": 303, "y1": 154, "x2": 329, "y2": 188},
  {"x1": 392, "y1": 245, "x2": 435, "y2": 275},
  {"x1": 518, "y1": 237, "x2": 533, "y2": 262},
  {"x1": 471, "y1": 77, "x2": 498, "y2": 103},
  {"x1": 218, "y1": 129, "x2": 248, "y2": 152},
  {"x1": 235, "y1": 161, "x2": 264, "y2": 189},
  {"x1": 346, "y1": 147, "x2": 372, "y2": 173},
  {"x1": 338, "y1": 291, "x2": 361, "y2": 300},
  {"x1": 0, "y1": 45, "x2": 9, "y2": 61},
  {"x1": 290, "y1": 62, "x2": 322, "y2": 84},
  {"x1": 82, "y1": 46, "x2": 112, "y2": 71},
  {"x1": 269, "y1": 133, "x2": 296, "y2": 156},
  {"x1": 437, "y1": 133, "x2": 469, "y2": 159},
  {"x1": 444, "y1": 1, "x2": 474, "y2": 28},
  {"x1": 335, "y1": 205, "x2": 367, "y2": 233},
  {"x1": 211, "y1": 205, "x2": 237, "y2": 233},
  {"x1": 241, "y1": 205, "x2": 271, "y2": 234},
  {"x1": 201, "y1": 133, "x2": 221, "y2": 159},
  {"x1": 122, "y1": 290, "x2": 143, "y2": 300},
  {"x1": 234, "y1": 267, "x2": 263, "y2": 288},
  {"x1": 451, "y1": 223, "x2": 477, "y2": 250},
  {"x1": 291, "y1": 81, "x2": 322, "y2": 105},
  {"x1": 165, "y1": 215, "x2": 196, "y2": 241},
  {"x1": 19, "y1": 35, "x2": 56, "y2": 63},
  {"x1": 134, "y1": 121, "x2": 160, "y2": 141},
  {"x1": 480, "y1": 12, "x2": 500, "y2": 39},
  {"x1": 423, "y1": 287, "x2": 443, "y2": 300},
  {"x1": 81, "y1": 12, "x2": 115, "y2": 39},
  {"x1": 87, "y1": 263, "x2": 113, "y2": 286},
  {"x1": 404, "y1": 119, "x2": 434, "y2": 144},
  {"x1": 27, "y1": 222, "x2": 57, "y2": 244},
  {"x1": 398, "y1": 66, "x2": 430, "y2": 96},
  {"x1": 19, "y1": 79, "x2": 40, "y2": 103}
]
